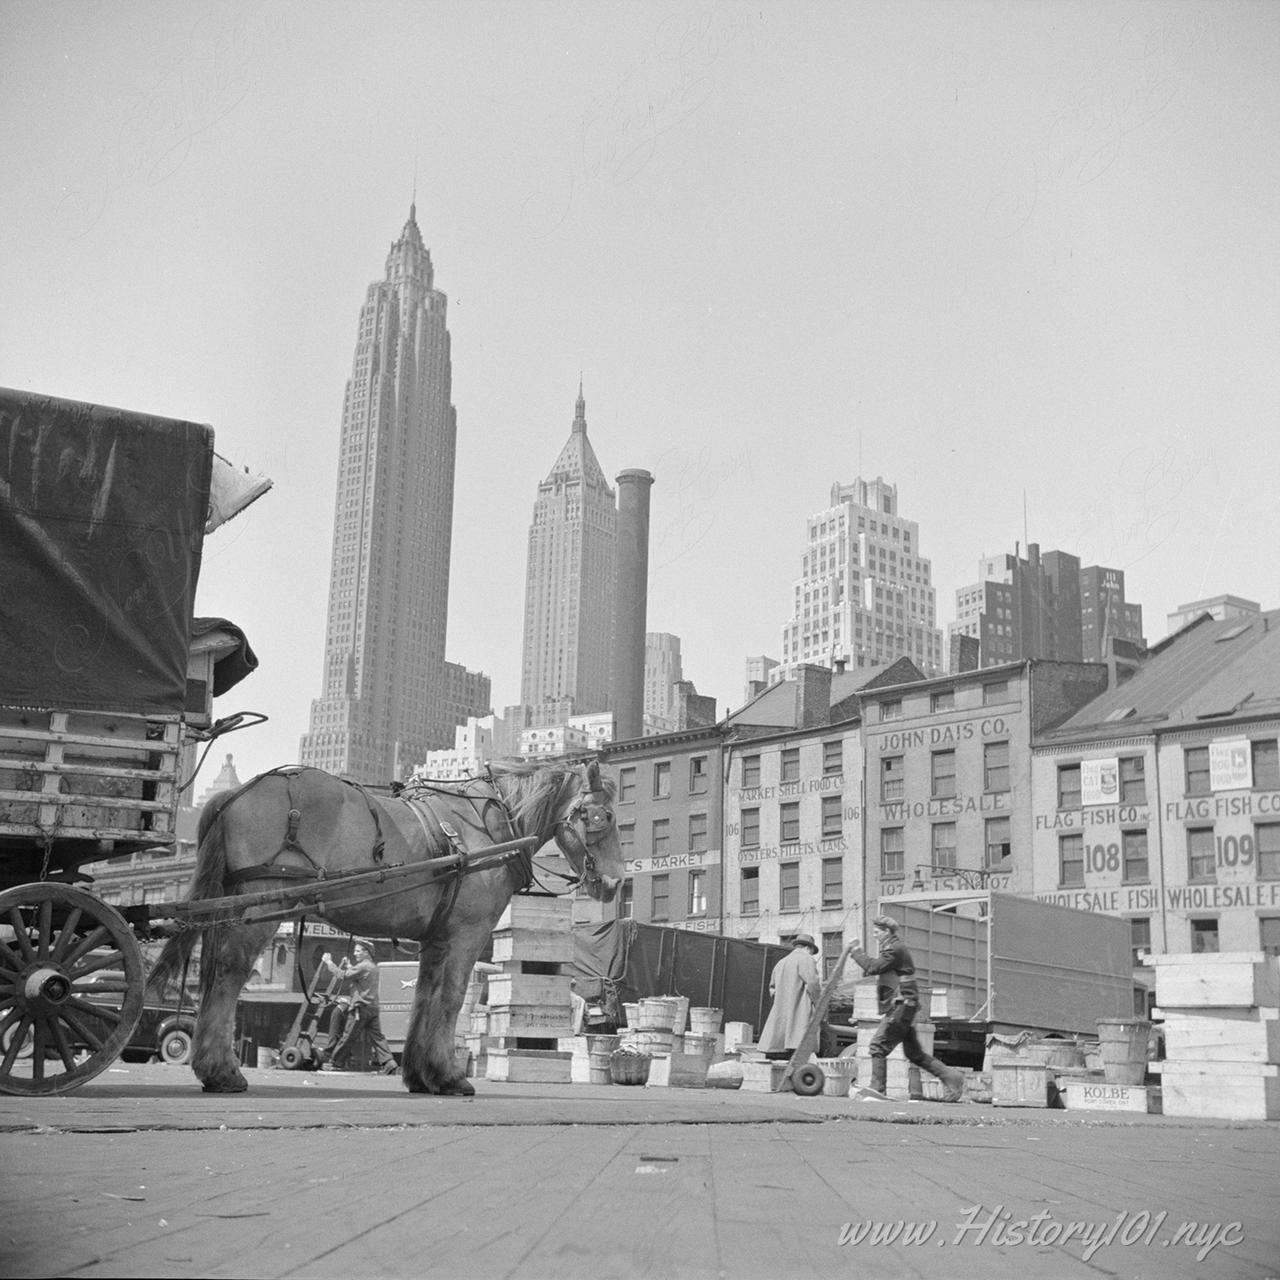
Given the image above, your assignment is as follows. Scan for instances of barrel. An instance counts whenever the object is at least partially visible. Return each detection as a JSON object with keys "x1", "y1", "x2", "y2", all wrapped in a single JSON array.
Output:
[
  {"x1": 813, "y1": 1056, "x2": 856, "y2": 1097},
  {"x1": 637, "y1": 997, "x2": 678, "y2": 1031},
  {"x1": 633, "y1": 1028, "x2": 674, "y2": 1055},
  {"x1": 621, "y1": 1002, "x2": 640, "y2": 1028},
  {"x1": 587, "y1": 1034, "x2": 619, "y2": 1085},
  {"x1": 256, "y1": 1047, "x2": 277, "y2": 1070},
  {"x1": 1096, "y1": 1018, "x2": 1151, "y2": 1085},
  {"x1": 688, "y1": 1007, "x2": 723, "y2": 1037}
]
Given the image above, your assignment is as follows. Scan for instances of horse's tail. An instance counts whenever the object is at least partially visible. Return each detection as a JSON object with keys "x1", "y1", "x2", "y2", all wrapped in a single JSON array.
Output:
[{"x1": 148, "y1": 791, "x2": 235, "y2": 998}]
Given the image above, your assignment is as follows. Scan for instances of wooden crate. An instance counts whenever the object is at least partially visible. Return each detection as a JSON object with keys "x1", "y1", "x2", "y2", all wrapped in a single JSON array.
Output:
[
  {"x1": 990, "y1": 1062, "x2": 1053, "y2": 1107},
  {"x1": 1143, "y1": 952, "x2": 1280, "y2": 1009},
  {"x1": 492, "y1": 928, "x2": 574, "y2": 965},
  {"x1": 1156, "y1": 1006, "x2": 1280, "y2": 1064},
  {"x1": 1062, "y1": 1081, "x2": 1154, "y2": 1113},
  {"x1": 1160, "y1": 1063, "x2": 1280, "y2": 1121},
  {"x1": 487, "y1": 1006, "x2": 575, "y2": 1037},
  {"x1": 646, "y1": 1052, "x2": 711, "y2": 1089},
  {"x1": 484, "y1": 1048, "x2": 572, "y2": 1084},
  {"x1": 487, "y1": 971, "x2": 571, "y2": 1009},
  {"x1": 494, "y1": 897, "x2": 573, "y2": 934}
]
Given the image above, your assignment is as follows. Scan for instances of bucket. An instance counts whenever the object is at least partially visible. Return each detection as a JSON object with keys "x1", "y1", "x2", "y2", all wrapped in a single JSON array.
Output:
[
  {"x1": 688, "y1": 1007, "x2": 723, "y2": 1037},
  {"x1": 814, "y1": 1056, "x2": 856, "y2": 1097},
  {"x1": 587, "y1": 1035, "x2": 619, "y2": 1085},
  {"x1": 670, "y1": 996, "x2": 690, "y2": 1035},
  {"x1": 634, "y1": 1029, "x2": 674, "y2": 1055},
  {"x1": 637, "y1": 997, "x2": 678, "y2": 1031},
  {"x1": 1097, "y1": 1018, "x2": 1151, "y2": 1086},
  {"x1": 256, "y1": 1047, "x2": 277, "y2": 1070},
  {"x1": 621, "y1": 1002, "x2": 639, "y2": 1028},
  {"x1": 682, "y1": 1033, "x2": 716, "y2": 1060}
]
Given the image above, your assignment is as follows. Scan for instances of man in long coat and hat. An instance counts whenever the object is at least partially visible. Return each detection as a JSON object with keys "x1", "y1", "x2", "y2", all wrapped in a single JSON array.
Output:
[{"x1": 758, "y1": 933, "x2": 821, "y2": 1054}]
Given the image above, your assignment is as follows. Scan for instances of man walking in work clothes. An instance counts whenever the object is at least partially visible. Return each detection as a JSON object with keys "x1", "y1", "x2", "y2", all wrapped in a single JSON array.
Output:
[
  {"x1": 850, "y1": 915, "x2": 965, "y2": 1102},
  {"x1": 317, "y1": 939, "x2": 398, "y2": 1075}
]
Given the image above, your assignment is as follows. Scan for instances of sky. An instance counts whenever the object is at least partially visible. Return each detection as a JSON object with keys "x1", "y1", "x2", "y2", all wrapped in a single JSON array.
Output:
[{"x1": 4, "y1": 0, "x2": 1278, "y2": 792}]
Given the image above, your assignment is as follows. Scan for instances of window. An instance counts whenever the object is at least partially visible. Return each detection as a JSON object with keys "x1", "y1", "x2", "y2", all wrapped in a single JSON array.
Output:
[
  {"x1": 984, "y1": 741, "x2": 1010, "y2": 793},
  {"x1": 881, "y1": 827, "x2": 904, "y2": 878},
  {"x1": 881, "y1": 755, "x2": 904, "y2": 801},
  {"x1": 741, "y1": 807, "x2": 760, "y2": 848},
  {"x1": 742, "y1": 755, "x2": 761, "y2": 788},
  {"x1": 741, "y1": 866, "x2": 760, "y2": 915},
  {"x1": 652, "y1": 818, "x2": 670, "y2": 858},
  {"x1": 1260, "y1": 916, "x2": 1280, "y2": 957},
  {"x1": 619, "y1": 880, "x2": 634, "y2": 919},
  {"x1": 1254, "y1": 739, "x2": 1280, "y2": 790},
  {"x1": 1257, "y1": 823, "x2": 1280, "y2": 879},
  {"x1": 821, "y1": 857, "x2": 842, "y2": 908},
  {"x1": 689, "y1": 756, "x2": 708, "y2": 794},
  {"x1": 1059, "y1": 834, "x2": 1084, "y2": 887},
  {"x1": 1184, "y1": 745, "x2": 1211, "y2": 796},
  {"x1": 780, "y1": 801, "x2": 800, "y2": 844},
  {"x1": 931, "y1": 822, "x2": 957, "y2": 871},
  {"x1": 822, "y1": 739, "x2": 843, "y2": 776},
  {"x1": 1119, "y1": 756, "x2": 1147, "y2": 805},
  {"x1": 880, "y1": 700, "x2": 902, "y2": 722},
  {"x1": 1122, "y1": 830, "x2": 1149, "y2": 882},
  {"x1": 822, "y1": 931, "x2": 844, "y2": 978},
  {"x1": 688, "y1": 812, "x2": 707, "y2": 853},
  {"x1": 931, "y1": 689, "x2": 955, "y2": 713},
  {"x1": 619, "y1": 768, "x2": 636, "y2": 803},
  {"x1": 651, "y1": 874, "x2": 669, "y2": 922},
  {"x1": 1187, "y1": 828, "x2": 1215, "y2": 883},
  {"x1": 653, "y1": 761, "x2": 671, "y2": 798},
  {"x1": 1058, "y1": 763, "x2": 1082, "y2": 809},
  {"x1": 781, "y1": 748, "x2": 800, "y2": 783},
  {"x1": 687, "y1": 869, "x2": 707, "y2": 916},
  {"x1": 619, "y1": 822, "x2": 635, "y2": 855},
  {"x1": 1190, "y1": 918, "x2": 1219, "y2": 953},
  {"x1": 820, "y1": 794, "x2": 842, "y2": 839},
  {"x1": 779, "y1": 861, "x2": 800, "y2": 912},
  {"x1": 1130, "y1": 916, "x2": 1152, "y2": 966},
  {"x1": 985, "y1": 816, "x2": 1011, "y2": 867},
  {"x1": 983, "y1": 680, "x2": 1008, "y2": 705},
  {"x1": 931, "y1": 750, "x2": 957, "y2": 799}
]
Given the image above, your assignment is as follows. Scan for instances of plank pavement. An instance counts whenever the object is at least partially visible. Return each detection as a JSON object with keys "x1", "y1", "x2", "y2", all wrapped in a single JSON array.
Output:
[{"x1": 1, "y1": 1062, "x2": 1277, "y2": 1279}]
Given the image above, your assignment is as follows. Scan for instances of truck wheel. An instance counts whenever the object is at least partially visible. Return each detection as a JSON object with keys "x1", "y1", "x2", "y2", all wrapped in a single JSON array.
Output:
[
  {"x1": 792, "y1": 1063, "x2": 825, "y2": 1096},
  {"x1": 159, "y1": 1028, "x2": 193, "y2": 1065}
]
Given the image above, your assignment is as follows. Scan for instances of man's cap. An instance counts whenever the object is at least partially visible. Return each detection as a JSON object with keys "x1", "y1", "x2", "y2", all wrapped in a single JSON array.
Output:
[
  {"x1": 352, "y1": 938, "x2": 375, "y2": 952},
  {"x1": 790, "y1": 932, "x2": 818, "y2": 952},
  {"x1": 872, "y1": 915, "x2": 900, "y2": 933}
]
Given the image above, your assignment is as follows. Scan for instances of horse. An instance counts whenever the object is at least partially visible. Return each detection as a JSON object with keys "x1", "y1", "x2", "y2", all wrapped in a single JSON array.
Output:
[{"x1": 151, "y1": 758, "x2": 623, "y2": 1095}]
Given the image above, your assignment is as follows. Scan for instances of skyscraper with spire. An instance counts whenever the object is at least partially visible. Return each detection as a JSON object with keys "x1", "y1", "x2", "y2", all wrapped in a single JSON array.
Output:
[
  {"x1": 520, "y1": 386, "x2": 617, "y2": 716},
  {"x1": 299, "y1": 205, "x2": 459, "y2": 783}
]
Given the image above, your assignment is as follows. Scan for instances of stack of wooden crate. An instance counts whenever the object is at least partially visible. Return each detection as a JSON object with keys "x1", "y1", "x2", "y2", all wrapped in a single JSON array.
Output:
[
  {"x1": 484, "y1": 897, "x2": 575, "y2": 1084},
  {"x1": 1145, "y1": 951, "x2": 1280, "y2": 1121}
]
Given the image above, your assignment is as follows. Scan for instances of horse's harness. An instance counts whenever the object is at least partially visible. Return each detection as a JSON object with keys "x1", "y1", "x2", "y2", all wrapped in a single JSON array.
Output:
[{"x1": 220, "y1": 762, "x2": 612, "y2": 933}]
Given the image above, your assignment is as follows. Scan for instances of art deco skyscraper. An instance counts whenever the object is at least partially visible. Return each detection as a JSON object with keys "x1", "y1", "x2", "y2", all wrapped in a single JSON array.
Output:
[
  {"x1": 299, "y1": 206, "x2": 458, "y2": 783},
  {"x1": 779, "y1": 476, "x2": 943, "y2": 677},
  {"x1": 520, "y1": 387, "x2": 617, "y2": 716}
]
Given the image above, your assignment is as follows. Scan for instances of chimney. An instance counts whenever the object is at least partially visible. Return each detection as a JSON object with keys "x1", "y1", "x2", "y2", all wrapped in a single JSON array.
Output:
[
  {"x1": 795, "y1": 663, "x2": 833, "y2": 729},
  {"x1": 612, "y1": 469, "x2": 654, "y2": 741}
]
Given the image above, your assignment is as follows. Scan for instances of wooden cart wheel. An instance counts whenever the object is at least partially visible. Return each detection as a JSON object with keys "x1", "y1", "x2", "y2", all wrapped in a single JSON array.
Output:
[
  {"x1": 0, "y1": 883, "x2": 146, "y2": 1096},
  {"x1": 791, "y1": 1062, "x2": 826, "y2": 1096},
  {"x1": 278, "y1": 1045, "x2": 305, "y2": 1070}
]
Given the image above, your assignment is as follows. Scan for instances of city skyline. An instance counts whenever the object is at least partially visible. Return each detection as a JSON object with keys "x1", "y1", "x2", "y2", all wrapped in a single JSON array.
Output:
[{"x1": 5, "y1": 2, "x2": 1277, "y2": 788}]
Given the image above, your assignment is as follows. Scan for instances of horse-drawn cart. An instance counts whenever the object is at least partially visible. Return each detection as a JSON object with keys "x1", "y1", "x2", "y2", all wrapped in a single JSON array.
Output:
[
  {"x1": 0, "y1": 389, "x2": 269, "y2": 1095},
  {"x1": 1, "y1": 389, "x2": 625, "y2": 1099}
]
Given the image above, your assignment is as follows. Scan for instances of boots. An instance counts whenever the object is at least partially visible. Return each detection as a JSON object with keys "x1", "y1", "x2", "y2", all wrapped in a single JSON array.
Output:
[
  {"x1": 922, "y1": 1056, "x2": 965, "y2": 1103},
  {"x1": 869, "y1": 1056, "x2": 888, "y2": 1096}
]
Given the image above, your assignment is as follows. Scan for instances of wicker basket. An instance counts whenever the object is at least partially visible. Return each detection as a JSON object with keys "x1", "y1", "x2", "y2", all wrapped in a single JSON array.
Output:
[{"x1": 609, "y1": 1050, "x2": 653, "y2": 1086}]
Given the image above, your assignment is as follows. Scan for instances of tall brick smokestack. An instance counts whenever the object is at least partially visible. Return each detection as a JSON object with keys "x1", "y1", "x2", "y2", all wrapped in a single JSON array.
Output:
[{"x1": 613, "y1": 468, "x2": 654, "y2": 741}]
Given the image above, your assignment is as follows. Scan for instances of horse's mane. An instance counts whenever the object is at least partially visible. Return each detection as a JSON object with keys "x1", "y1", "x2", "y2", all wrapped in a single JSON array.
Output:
[{"x1": 486, "y1": 758, "x2": 614, "y2": 837}]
